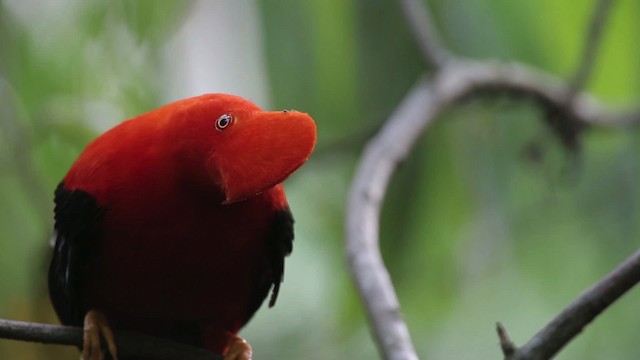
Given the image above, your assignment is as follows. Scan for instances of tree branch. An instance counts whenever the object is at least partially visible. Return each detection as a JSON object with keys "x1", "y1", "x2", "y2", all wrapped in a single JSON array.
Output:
[
  {"x1": 346, "y1": 1, "x2": 639, "y2": 359},
  {"x1": 496, "y1": 322, "x2": 517, "y2": 357},
  {"x1": 347, "y1": 77, "x2": 431, "y2": 360},
  {"x1": 568, "y1": 0, "x2": 617, "y2": 99},
  {"x1": 346, "y1": 57, "x2": 639, "y2": 360},
  {"x1": 499, "y1": 249, "x2": 640, "y2": 360},
  {"x1": 398, "y1": 0, "x2": 452, "y2": 68},
  {"x1": 0, "y1": 319, "x2": 222, "y2": 360}
]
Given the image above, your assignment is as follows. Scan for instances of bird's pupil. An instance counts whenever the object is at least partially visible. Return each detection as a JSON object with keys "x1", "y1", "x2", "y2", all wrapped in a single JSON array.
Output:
[{"x1": 216, "y1": 114, "x2": 232, "y2": 130}]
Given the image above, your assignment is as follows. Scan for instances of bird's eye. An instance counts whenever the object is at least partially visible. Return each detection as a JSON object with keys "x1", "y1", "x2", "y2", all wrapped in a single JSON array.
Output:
[{"x1": 215, "y1": 114, "x2": 233, "y2": 131}]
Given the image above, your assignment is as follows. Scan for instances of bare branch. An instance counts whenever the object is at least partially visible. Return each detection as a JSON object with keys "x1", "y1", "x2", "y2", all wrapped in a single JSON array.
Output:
[
  {"x1": 347, "y1": 77, "x2": 432, "y2": 360},
  {"x1": 346, "y1": 59, "x2": 640, "y2": 360},
  {"x1": 398, "y1": 0, "x2": 452, "y2": 69},
  {"x1": 569, "y1": 0, "x2": 617, "y2": 98},
  {"x1": 0, "y1": 319, "x2": 222, "y2": 360},
  {"x1": 496, "y1": 322, "x2": 516, "y2": 357},
  {"x1": 347, "y1": 1, "x2": 640, "y2": 360},
  {"x1": 501, "y1": 249, "x2": 640, "y2": 360}
]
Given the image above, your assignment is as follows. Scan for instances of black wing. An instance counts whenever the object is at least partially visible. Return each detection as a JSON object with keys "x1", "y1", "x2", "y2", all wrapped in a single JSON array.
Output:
[
  {"x1": 48, "y1": 182, "x2": 104, "y2": 326},
  {"x1": 244, "y1": 207, "x2": 294, "y2": 324}
]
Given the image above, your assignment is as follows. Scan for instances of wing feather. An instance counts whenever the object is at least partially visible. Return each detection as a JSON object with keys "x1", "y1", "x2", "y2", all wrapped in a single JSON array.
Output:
[
  {"x1": 242, "y1": 207, "x2": 294, "y2": 325},
  {"x1": 48, "y1": 182, "x2": 104, "y2": 326}
]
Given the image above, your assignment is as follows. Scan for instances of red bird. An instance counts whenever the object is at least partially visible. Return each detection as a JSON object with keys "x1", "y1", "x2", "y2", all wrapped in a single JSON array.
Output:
[{"x1": 48, "y1": 94, "x2": 317, "y2": 359}]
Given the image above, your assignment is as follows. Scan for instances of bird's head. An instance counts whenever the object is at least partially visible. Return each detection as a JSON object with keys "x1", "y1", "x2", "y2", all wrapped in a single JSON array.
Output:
[{"x1": 167, "y1": 94, "x2": 317, "y2": 203}]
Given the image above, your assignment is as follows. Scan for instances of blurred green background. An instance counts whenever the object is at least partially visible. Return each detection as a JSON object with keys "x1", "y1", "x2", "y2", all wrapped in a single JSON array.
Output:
[{"x1": 1, "y1": 0, "x2": 639, "y2": 359}]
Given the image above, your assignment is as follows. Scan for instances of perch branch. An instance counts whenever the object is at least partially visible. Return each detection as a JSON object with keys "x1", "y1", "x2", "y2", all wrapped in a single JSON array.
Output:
[
  {"x1": 499, "y1": 249, "x2": 640, "y2": 360},
  {"x1": 0, "y1": 319, "x2": 222, "y2": 360}
]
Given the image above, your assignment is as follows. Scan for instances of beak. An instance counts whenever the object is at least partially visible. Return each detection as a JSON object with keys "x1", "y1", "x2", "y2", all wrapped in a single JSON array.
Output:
[{"x1": 214, "y1": 110, "x2": 317, "y2": 203}]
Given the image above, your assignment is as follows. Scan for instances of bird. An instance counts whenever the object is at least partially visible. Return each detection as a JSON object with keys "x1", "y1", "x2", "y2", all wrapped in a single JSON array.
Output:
[{"x1": 48, "y1": 93, "x2": 317, "y2": 359}]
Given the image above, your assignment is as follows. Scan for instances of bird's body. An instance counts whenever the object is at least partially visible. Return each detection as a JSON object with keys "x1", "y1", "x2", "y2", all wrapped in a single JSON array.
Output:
[{"x1": 48, "y1": 94, "x2": 316, "y2": 358}]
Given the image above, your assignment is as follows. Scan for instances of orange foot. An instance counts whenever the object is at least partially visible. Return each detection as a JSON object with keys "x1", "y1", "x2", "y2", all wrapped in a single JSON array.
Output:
[
  {"x1": 82, "y1": 309, "x2": 118, "y2": 360},
  {"x1": 224, "y1": 335, "x2": 252, "y2": 360}
]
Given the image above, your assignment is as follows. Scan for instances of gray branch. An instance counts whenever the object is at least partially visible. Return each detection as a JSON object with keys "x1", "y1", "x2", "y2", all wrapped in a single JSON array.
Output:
[
  {"x1": 499, "y1": 249, "x2": 640, "y2": 359},
  {"x1": 0, "y1": 319, "x2": 222, "y2": 360},
  {"x1": 346, "y1": 1, "x2": 639, "y2": 359},
  {"x1": 398, "y1": 0, "x2": 451, "y2": 68},
  {"x1": 568, "y1": 0, "x2": 617, "y2": 99}
]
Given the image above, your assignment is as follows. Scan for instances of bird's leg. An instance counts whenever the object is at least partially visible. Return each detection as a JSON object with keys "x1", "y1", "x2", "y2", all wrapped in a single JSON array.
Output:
[
  {"x1": 224, "y1": 335, "x2": 253, "y2": 360},
  {"x1": 82, "y1": 309, "x2": 118, "y2": 360}
]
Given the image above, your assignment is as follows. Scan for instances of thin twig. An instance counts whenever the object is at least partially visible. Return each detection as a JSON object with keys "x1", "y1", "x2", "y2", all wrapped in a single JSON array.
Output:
[
  {"x1": 568, "y1": 0, "x2": 617, "y2": 99},
  {"x1": 398, "y1": 0, "x2": 452, "y2": 68},
  {"x1": 502, "y1": 250, "x2": 640, "y2": 360},
  {"x1": 0, "y1": 319, "x2": 222, "y2": 360},
  {"x1": 496, "y1": 322, "x2": 516, "y2": 357}
]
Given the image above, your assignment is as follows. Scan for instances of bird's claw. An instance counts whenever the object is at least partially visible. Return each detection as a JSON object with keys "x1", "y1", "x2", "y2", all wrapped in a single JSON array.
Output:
[
  {"x1": 224, "y1": 335, "x2": 252, "y2": 360},
  {"x1": 82, "y1": 310, "x2": 118, "y2": 360}
]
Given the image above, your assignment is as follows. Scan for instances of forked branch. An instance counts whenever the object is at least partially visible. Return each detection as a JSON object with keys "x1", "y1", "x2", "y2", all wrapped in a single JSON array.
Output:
[
  {"x1": 346, "y1": 0, "x2": 638, "y2": 359},
  {"x1": 499, "y1": 249, "x2": 640, "y2": 359}
]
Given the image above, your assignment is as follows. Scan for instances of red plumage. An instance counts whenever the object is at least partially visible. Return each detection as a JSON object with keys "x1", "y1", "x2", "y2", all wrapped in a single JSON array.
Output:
[{"x1": 48, "y1": 94, "x2": 316, "y2": 358}]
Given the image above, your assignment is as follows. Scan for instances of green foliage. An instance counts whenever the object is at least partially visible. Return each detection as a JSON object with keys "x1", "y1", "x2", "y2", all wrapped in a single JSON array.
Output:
[{"x1": 0, "y1": 0, "x2": 639, "y2": 359}]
